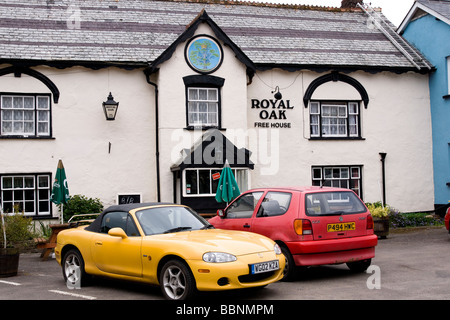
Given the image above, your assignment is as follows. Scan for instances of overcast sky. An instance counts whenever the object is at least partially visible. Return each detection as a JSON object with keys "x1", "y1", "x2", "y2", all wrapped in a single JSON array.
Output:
[{"x1": 248, "y1": 0, "x2": 416, "y2": 26}]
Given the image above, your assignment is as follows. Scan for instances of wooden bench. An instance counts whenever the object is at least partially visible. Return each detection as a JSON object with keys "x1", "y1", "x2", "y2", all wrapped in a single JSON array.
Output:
[{"x1": 35, "y1": 224, "x2": 69, "y2": 261}]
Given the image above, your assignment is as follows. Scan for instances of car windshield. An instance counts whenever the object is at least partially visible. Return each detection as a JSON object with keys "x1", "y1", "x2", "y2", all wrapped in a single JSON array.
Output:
[
  {"x1": 135, "y1": 206, "x2": 211, "y2": 235},
  {"x1": 305, "y1": 191, "x2": 367, "y2": 216}
]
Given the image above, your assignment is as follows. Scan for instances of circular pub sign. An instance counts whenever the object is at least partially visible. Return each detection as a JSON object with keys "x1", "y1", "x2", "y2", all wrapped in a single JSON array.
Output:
[{"x1": 185, "y1": 35, "x2": 223, "y2": 74}]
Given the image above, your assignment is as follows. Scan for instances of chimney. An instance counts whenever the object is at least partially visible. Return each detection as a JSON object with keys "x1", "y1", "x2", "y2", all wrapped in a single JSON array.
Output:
[{"x1": 341, "y1": 0, "x2": 363, "y2": 8}]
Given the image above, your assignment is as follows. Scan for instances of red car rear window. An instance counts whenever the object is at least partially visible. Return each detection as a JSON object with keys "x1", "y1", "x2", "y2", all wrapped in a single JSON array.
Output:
[{"x1": 305, "y1": 191, "x2": 366, "y2": 216}]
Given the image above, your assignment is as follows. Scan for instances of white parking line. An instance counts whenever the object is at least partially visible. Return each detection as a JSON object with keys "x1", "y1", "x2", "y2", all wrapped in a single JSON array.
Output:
[
  {"x1": 0, "y1": 280, "x2": 21, "y2": 286},
  {"x1": 49, "y1": 289, "x2": 97, "y2": 300}
]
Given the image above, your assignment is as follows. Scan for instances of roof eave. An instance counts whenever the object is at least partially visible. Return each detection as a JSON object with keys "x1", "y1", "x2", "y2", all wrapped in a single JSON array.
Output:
[{"x1": 398, "y1": 1, "x2": 450, "y2": 34}]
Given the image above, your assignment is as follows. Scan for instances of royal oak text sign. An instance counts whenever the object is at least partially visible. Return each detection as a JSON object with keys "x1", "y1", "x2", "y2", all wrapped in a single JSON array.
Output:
[{"x1": 251, "y1": 99, "x2": 294, "y2": 128}]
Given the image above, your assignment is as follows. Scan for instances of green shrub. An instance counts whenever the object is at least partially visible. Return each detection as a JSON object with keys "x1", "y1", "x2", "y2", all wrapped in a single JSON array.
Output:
[
  {"x1": 60, "y1": 194, "x2": 103, "y2": 222},
  {"x1": 389, "y1": 211, "x2": 443, "y2": 228},
  {"x1": 365, "y1": 201, "x2": 393, "y2": 218},
  {"x1": 365, "y1": 201, "x2": 443, "y2": 228},
  {"x1": 0, "y1": 210, "x2": 37, "y2": 250}
]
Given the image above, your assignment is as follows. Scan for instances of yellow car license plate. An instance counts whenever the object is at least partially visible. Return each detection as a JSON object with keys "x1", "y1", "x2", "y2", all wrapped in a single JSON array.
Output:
[
  {"x1": 327, "y1": 222, "x2": 355, "y2": 232},
  {"x1": 250, "y1": 260, "x2": 279, "y2": 274}
]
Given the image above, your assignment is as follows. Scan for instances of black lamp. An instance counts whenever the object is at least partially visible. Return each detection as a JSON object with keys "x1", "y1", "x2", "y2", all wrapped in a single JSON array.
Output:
[{"x1": 102, "y1": 92, "x2": 119, "y2": 120}]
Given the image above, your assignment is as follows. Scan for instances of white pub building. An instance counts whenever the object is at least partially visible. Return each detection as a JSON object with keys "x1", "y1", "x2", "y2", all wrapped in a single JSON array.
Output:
[{"x1": 0, "y1": 0, "x2": 434, "y2": 220}]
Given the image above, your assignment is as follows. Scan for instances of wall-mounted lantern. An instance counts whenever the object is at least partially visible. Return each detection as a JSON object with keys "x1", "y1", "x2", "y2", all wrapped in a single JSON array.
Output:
[{"x1": 102, "y1": 92, "x2": 119, "y2": 120}]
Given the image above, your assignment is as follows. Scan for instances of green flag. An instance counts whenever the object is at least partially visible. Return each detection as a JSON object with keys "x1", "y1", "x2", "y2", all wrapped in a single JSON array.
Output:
[
  {"x1": 215, "y1": 161, "x2": 240, "y2": 204},
  {"x1": 51, "y1": 159, "x2": 70, "y2": 205}
]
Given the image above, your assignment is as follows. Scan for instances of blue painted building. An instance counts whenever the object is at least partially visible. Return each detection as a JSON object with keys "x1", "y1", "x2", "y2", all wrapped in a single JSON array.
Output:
[{"x1": 399, "y1": 0, "x2": 450, "y2": 215}]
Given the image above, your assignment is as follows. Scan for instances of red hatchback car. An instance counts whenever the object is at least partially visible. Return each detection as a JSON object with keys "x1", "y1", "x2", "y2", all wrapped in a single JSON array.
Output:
[
  {"x1": 445, "y1": 207, "x2": 450, "y2": 232},
  {"x1": 209, "y1": 186, "x2": 378, "y2": 280}
]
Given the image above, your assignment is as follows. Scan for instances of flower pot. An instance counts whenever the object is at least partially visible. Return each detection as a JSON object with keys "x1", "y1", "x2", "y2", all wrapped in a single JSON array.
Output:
[
  {"x1": 373, "y1": 218, "x2": 390, "y2": 239},
  {"x1": 0, "y1": 248, "x2": 20, "y2": 277}
]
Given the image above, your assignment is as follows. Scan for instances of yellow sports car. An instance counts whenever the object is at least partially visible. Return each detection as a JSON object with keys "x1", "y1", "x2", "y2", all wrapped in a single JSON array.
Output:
[{"x1": 55, "y1": 203, "x2": 284, "y2": 300}]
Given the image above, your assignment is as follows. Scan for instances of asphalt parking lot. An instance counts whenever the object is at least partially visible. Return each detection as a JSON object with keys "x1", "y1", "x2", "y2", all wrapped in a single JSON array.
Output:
[{"x1": 1, "y1": 226, "x2": 449, "y2": 302}]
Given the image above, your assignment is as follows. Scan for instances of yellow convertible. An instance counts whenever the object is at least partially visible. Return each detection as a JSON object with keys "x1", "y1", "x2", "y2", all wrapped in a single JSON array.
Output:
[{"x1": 55, "y1": 203, "x2": 284, "y2": 300}]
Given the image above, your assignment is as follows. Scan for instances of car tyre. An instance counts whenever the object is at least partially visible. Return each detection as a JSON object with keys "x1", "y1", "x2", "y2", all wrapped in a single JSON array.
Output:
[
  {"x1": 62, "y1": 248, "x2": 90, "y2": 287},
  {"x1": 280, "y1": 245, "x2": 296, "y2": 281},
  {"x1": 346, "y1": 258, "x2": 372, "y2": 273},
  {"x1": 160, "y1": 259, "x2": 196, "y2": 300}
]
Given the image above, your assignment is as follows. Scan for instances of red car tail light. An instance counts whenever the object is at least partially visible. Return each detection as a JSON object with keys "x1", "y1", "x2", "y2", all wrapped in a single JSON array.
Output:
[
  {"x1": 294, "y1": 219, "x2": 313, "y2": 235},
  {"x1": 366, "y1": 214, "x2": 374, "y2": 230}
]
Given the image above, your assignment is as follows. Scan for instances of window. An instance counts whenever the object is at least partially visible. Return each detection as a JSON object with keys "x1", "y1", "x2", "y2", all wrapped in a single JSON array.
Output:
[
  {"x1": 183, "y1": 168, "x2": 248, "y2": 197},
  {"x1": 100, "y1": 211, "x2": 140, "y2": 236},
  {"x1": 305, "y1": 191, "x2": 366, "y2": 216},
  {"x1": 257, "y1": 192, "x2": 292, "y2": 217},
  {"x1": 1, "y1": 94, "x2": 51, "y2": 137},
  {"x1": 310, "y1": 101, "x2": 360, "y2": 138},
  {"x1": 183, "y1": 75, "x2": 224, "y2": 130},
  {"x1": 312, "y1": 166, "x2": 362, "y2": 198},
  {"x1": 0, "y1": 174, "x2": 51, "y2": 217},
  {"x1": 187, "y1": 88, "x2": 219, "y2": 127},
  {"x1": 225, "y1": 191, "x2": 264, "y2": 219}
]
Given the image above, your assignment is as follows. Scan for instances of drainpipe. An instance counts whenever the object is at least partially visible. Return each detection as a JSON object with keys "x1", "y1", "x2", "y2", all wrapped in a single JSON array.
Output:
[
  {"x1": 145, "y1": 72, "x2": 161, "y2": 202},
  {"x1": 379, "y1": 152, "x2": 387, "y2": 206}
]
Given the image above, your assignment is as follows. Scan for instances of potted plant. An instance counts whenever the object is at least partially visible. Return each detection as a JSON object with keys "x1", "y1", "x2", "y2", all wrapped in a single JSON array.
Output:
[
  {"x1": 0, "y1": 205, "x2": 36, "y2": 277},
  {"x1": 366, "y1": 202, "x2": 390, "y2": 239}
]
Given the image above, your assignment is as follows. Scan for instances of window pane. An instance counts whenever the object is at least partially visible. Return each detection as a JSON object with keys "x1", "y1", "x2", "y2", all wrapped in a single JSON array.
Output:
[
  {"x1": 199, "y1": 102, "x2": 207, "y2": 112},
  {"x1": 24, "y1": 177, "x2": 34, "y2": 188},
  {"x1": 198, "y1": 170, "x2": 211, "y2": 194},
  {"x1": 2, "y1": 110, "x2": 12, "y2": 120},
  {"x1": 208, "y1": 89, "x2": 217, "y2": 100},
  {"x1": 13, "y1": 97, "x2": 22, "y2": 109},
  {"x1": 310, "y1": 102, "x2": 319, "y2": 114},
  {"x1": 2, "y1": 97, "x2": 12, "y2": 108},
  {"x1": 312, "y1": 168, "x2": 322, "y2": 180},
  {"x1": 188, "y1": 89, "x2": 198, "y2": 100},
  {"x1": 38, "y1": 122, "x2": 49, "y2": 134},
  {"x1": 199, "y1": 89, "x2": 208, "y2": 100},
  {"x1": 37, "y1": 96, "x2": 49, "y2": 109},
  {"x1": 258, "y1": 192, "x2": 292, "y2": 217},
  {"x1": 2, "y1": 177, "x2": 12, "y2": 189},
  {"x1": 226, "y1": 192, "x2": 263, "y2": 219},
  {"x1": 185, "y1": 170, "x2": 197, "y2": 195},
  {"x1": 24, "y1": 97, "x2": 34, "y2": 109},
  {"x1": 211, "y1": 169, "x2": 221, "y2": 193},
  {"x1": 188, "y1": 102, "x2": 197, "y2": 112}
]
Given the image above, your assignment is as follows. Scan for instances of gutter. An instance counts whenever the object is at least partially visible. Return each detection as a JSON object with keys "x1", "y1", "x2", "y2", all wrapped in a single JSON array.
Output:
[{"x1": 144, "y1": 69, "x2": 161, "y2": 202}]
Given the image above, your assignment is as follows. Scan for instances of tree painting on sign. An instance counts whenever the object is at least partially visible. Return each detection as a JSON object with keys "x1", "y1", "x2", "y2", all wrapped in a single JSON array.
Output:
[{"x1": 186, "y1": 36, "x2": 223, "y2": 74}]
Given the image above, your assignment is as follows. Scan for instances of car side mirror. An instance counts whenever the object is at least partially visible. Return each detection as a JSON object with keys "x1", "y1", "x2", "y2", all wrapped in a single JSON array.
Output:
[
  {"x1": 217, "y1": 209, "x2": 225, "y2": 218},
  {"x1": 108, "y1": 227, "x2": 127, "y2": 239}
]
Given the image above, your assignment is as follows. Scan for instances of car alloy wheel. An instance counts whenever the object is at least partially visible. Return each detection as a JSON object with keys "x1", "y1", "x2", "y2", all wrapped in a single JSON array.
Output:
[
  {"x1": 160, "y1": 259, "x2": 196, "y2": 300},
  {"x1": 62, "y1": 249, "x2": 87, "y2": 288}
]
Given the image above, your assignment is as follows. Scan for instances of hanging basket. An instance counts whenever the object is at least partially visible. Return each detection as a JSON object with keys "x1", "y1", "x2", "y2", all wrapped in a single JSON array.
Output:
[{"x1": 0, "y1": 248, "x2": 20, "y2": 277}]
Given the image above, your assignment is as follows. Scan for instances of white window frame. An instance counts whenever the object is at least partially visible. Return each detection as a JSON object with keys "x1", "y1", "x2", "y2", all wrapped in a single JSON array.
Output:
[
  {"x1": 312, "y1": 166, "x2": 362, "y2": 198},
  {"x1": 187, "y1": 87, "x2": 219, "y2": 127},
  {"x1": 0, "y1": 173, "x2": 51, "y2": 217},
  {"x1": 1, "y1": 94, "x2": 51, "y2": 137},
  {"x1": 310, "y1": 101, "x2": 360, "y2": 138},
  {"x1": 183, "y1": 168, "x2": 248, "y2": 197}
]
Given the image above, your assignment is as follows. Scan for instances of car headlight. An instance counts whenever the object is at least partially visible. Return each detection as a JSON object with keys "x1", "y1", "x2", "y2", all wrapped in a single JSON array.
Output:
[
  {"x1": 274, "y1": 243, "x2": 282, "y2": 255},
  {"x1": 203, "y1": 252, "x2": 237, "y2": 263}
]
